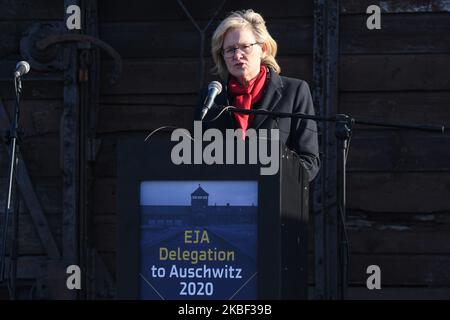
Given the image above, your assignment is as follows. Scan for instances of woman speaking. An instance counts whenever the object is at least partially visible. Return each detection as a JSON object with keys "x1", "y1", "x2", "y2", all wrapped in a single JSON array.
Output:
[{"x1": 197, "y1": 9, "x2": 320, "y2": 181}]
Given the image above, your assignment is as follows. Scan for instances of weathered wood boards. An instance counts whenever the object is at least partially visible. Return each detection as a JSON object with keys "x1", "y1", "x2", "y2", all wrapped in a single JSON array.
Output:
[{"x1": 0, "y1": 0, "x2": 449, "y2": 298}]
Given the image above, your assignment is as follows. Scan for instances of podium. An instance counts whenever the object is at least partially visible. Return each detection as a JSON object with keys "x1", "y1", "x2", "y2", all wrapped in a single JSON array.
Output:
[{"x1": 117, "y1": 133, "x2": 309, "y2": 299}]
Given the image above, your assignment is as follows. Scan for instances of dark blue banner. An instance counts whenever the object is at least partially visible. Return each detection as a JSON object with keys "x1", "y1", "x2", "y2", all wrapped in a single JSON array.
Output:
[{"x1": 139, "y1": 181, "x2": 258, "y2": 300}]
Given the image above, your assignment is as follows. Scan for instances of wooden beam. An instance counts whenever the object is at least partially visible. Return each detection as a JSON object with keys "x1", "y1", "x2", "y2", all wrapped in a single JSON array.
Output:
[
  {"x1": 0, "y1": 0, "x2": 63, "y2": 20},
  {"x1": 98, "y1": 0, "x2": 313, "y2": 22},
  {"x1": 341, "y1": 0, "x2": 450, "y2": 14},
  {"x1": 0, "y1": 99, "x2": 60, "y2": 260},
  {"x1": 90, "y1": 249, "x2": 116, "y2": 298}
]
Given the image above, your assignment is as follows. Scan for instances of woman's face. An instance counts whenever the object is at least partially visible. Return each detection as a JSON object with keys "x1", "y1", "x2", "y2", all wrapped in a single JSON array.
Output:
[{"x1": 222, "y1": 27, "x2": 266, "y2": 85}]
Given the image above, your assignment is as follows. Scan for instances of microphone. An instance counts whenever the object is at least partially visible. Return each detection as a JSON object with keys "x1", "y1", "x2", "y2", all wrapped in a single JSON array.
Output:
[
  {"x1": 200, "y1": 81, "x2": 222, "y2": 120},
  {"x1": 14, "y1": 61, "x2": 30, "y2": 78}
]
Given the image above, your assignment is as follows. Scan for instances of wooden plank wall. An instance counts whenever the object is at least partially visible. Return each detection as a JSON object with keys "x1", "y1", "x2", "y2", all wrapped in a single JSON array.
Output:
[
  {"x1": 95, "y1": 0, "x2": 315, "y2": 294},
  {"x1": 0, "y1": 0, "x2": 63, "y2": 298},
  {"x1": 340, "y1": 0, "x2": 450, "y2": 298},
  {"x1": 0, "y1": 0, "x2": 449, "y2": 299},
  {"x1": 96, "y1": 0, "x2": 450, "y2": 299}
]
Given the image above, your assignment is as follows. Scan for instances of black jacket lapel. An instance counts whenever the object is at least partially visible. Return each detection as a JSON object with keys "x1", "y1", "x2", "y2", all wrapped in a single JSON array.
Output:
[{"x1": 251, "y1": 69, "x2": 283, "y2": 129}]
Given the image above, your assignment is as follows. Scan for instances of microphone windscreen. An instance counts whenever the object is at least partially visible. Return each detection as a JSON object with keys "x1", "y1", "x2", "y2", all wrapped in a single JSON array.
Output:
[{"x1": 208, "y1": 81, "x2": 222, "y2": 94}]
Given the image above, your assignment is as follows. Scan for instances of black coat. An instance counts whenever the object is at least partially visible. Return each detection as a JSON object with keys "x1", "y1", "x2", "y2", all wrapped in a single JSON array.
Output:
[{"x1": 196, "y1": 68, "x2": 320, "y2": 181}]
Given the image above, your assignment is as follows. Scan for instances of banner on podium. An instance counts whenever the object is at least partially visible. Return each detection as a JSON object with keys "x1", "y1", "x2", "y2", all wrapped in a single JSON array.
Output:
[{"x1": 139, "y1": 180, "x2": 258, "y2": 300}]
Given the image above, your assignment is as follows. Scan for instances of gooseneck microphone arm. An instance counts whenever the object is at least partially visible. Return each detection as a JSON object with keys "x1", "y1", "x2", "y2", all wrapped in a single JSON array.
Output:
[
  {"x1": 211, "y1": 104, "x2": 445, "y2": 299},
  {"x1": 221, "y1": 106, "x2": 445, "y2": 133}
]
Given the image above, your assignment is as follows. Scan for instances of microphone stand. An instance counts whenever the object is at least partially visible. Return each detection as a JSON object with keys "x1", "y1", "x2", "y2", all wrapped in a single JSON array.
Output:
[
  {"x1": 213, "y1": 105, "x2": 445, "y2": 299},
  {"x1": 0, "y1": 75, "x2": 24, "y2": 299}
]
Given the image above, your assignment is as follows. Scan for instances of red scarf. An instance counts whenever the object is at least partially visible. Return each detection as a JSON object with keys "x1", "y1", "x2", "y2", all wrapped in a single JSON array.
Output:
[{"x1": 228, "y1": 65, "x2": 267, "y2": 139}]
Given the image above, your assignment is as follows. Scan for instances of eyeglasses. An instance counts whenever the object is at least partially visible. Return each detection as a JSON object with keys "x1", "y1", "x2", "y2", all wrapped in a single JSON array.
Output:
[{"x1": 221, "y1": 43, "x2": 261, "y2": 58}]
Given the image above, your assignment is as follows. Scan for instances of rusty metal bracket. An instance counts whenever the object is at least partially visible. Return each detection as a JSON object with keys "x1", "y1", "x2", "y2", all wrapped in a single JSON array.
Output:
[
  {"x1": 313, "y1": 0, "x2": 340, "y2": 300},
  {"x1": 20, "y1": 22, "x2": 122, "y2": 84},
  {"x1": 37, "y1": 34, "x2": 122, "y2": 84},
  {"x1": 20, "y1": 22, "x2": 63, "y2": 72}
]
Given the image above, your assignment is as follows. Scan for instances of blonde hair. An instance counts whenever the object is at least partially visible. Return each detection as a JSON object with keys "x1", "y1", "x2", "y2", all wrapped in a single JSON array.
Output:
[{"x1": 211, "y1": 9, "x2": 281, "y2": 79}]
